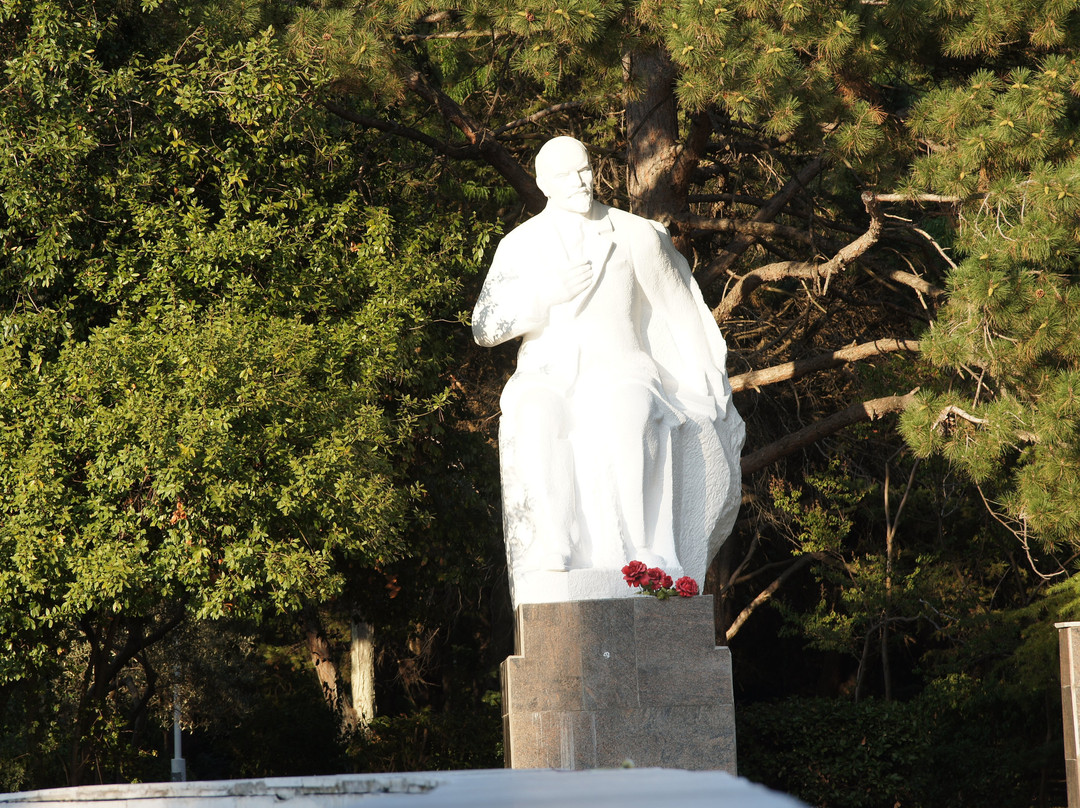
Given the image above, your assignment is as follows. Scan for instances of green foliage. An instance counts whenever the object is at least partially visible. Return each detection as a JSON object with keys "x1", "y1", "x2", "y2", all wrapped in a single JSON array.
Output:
[
  {"x1": 0, "y1": 0, "x2": 494, "y2": 784},
  {"x1": 343, "y1": 707, "x2": 502, "y2": 772},
  {"x1": 892, "y1": 34, "x2": 1080, "y2": 550},
  {"x1": 738, "y1": 681, "x2": 1058, "y2": 808},
  {"x1": 7, "y1": 0, "x2": 1080, "y2": 792}
]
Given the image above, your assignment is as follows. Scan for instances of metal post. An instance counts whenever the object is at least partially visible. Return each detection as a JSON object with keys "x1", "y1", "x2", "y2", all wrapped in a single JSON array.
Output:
[{"x1": 170, "y1": 684, "x2": 186, "y2": 782}]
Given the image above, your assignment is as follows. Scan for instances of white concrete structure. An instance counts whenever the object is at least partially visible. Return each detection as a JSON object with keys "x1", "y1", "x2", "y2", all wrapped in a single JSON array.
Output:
[
  {"x1": 0, "y1": 769, "x2": 807, "y2": 808},
  {"x1": 1058, "y1": 621, "x2": 1080, "y2": 807},
  {"x1": 473, "y1": 137, "x2": 745, "y2": 607}
]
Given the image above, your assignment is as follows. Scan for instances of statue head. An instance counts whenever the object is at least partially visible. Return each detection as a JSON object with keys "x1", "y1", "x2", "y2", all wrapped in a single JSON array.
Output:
[{"x1": 535, "y1": 136, "x2": 593, "y2": 214}]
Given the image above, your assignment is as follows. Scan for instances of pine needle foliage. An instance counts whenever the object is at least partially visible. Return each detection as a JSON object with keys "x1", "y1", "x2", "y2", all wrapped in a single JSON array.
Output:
[{"x1": 898, "y1": 32, "x2": 1080, "y2": 549}]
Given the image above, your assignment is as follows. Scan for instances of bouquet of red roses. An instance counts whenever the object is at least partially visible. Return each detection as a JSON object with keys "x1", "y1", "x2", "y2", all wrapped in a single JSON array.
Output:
[{"x1": 621, "y1": 561, "x2": 699, "y2": 600}]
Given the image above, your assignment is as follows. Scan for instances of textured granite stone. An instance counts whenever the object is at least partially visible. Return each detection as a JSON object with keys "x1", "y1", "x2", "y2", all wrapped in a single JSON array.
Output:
[{"x1": 502, "y1": 597, "x2": 735, "y2": 773}]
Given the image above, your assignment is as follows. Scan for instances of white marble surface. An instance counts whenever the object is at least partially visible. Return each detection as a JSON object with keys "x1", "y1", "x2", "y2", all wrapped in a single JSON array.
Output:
[
  {"x1": 0, "y1": 769, "x2": 808, "y2": 808},
  {"x1": 473, "y1": 137, "x2": 745, "y2": 607}
]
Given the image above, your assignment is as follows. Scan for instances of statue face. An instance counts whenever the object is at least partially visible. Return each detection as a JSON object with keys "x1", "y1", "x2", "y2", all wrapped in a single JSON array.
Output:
[{"x1": 535, "y1": 139, "x2": 593, "y2": 214}]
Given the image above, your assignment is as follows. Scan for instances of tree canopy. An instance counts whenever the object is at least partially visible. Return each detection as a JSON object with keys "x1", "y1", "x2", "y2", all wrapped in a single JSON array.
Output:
[
  {"x1": 1, "y1": 0, "x2": 1079, "y2": 802},
  {"x1": 0, "y1": 0, "x2": 492, "y2": 784},
  {"x1": 295, "y1": 0, "x2": 1080, "y2": 550}
]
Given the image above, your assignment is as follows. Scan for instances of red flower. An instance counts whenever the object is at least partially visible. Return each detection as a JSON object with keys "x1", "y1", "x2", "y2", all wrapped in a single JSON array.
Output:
[
  {"x1": 622, "y1": 560, "x2": 650, "y2": 587},
  {"x1": 657, "y1": 572, "x2": 673, "y2": 589},
  {"x1": 646, "y1": 567, "x2": 665, "y2": 588},
  {"x1": 675, "y1": 576, "x2": 699, "y2": 597}
]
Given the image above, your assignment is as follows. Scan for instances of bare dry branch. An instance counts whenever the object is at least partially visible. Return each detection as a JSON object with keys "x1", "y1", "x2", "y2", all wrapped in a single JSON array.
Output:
[
  {"x1": 689, "y1": 193, "x2": 770, "y2": 206},
  {"x1": 494, "y1": 101, "x2": 588, "y2": 136},
  {"x1": 399, "y1": 30, "x2": 508, "y2": 43},
  {"x1": 712, "y1": 191, "x2": 884, "y2": 322},
  {"x1": 726, "y1": 553, "x2": 821, "y2": 642},
  {"x1": 874, "y1": 193, "x2": 962, "y2": 204},
  {"x1": 974, "y1": 484, "x2": 1064, "y2": 579},
  {"x1": 718, "y1": 533, "x2": 761, "y2": 595},
  {"x1": 682, "y1": 215, "x2": 817, "y2": 245},
  {"x1": 730, "y1": 339, "x2": 921, "y2": 393},
  {"x1": 741, "y1": 390, "x2": 919, "y2": 476},
  {"x1": 911, "y1": 227, "x2": 958, "y2": 270},
  {"x1": 699, "y1": 154, "x2": 828, "y2": 287},
  {"x1": 865, "y1": 266, "x2": 945, "y2": 299}
]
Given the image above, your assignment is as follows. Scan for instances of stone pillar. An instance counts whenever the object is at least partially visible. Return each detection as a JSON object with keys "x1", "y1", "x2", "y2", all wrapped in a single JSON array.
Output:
[
  {"x1": 501, "y1": 596, "x2": 735, "y2": 772},
  {"x1": 1058, "y1": 622, "x2": 1080, "y2": 807}
]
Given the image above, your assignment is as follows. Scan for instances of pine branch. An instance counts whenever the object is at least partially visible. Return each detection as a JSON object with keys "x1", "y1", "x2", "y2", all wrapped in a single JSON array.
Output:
[
  {"x1": 932, "y1": 404, "x2": 1038, "y2": 443},
  {"x1": 417, "y1": 11, "x2": 455, "y2": 24},
  {"x1": 730, "y1": 339, "x2": 920, "y2": 393},
  {"x1": 494, "y1": 101, "x2": 588, "y2": 135},
  {"x1": 741, "y1": 390, "x2": 919, "y2": 476},
  {"x1": 713, "y1": 191, "x2": 884, "y2": 322},
  {"x1": 399, "y1": 29, "x2": 507, "y2": 43},
  {"x1": 875, "y1": 193, "x2": 963, "y2": 203},
  {"x1": 402, "y1": 70, "x2": 547, "y2": 213},
  {"x1": 698, "y1": 153, "x2": 828, "y2": 288},
  {"x1": 931, "y1": 404, "x2": 988, "y2": 431},
  {"x1": 324, "y1": 101, "x2": 475, "y2": 158}
]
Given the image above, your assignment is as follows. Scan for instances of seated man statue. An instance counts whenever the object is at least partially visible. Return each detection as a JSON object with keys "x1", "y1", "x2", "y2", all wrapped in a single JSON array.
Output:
[{"x1": 472, "y1": 136, "x2": 744, "y2": 606}]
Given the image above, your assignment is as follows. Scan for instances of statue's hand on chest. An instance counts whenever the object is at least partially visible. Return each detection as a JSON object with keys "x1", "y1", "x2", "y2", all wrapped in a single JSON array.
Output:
[{"x1": 536, "y1": 258, "x2": 594, "y2": 312}]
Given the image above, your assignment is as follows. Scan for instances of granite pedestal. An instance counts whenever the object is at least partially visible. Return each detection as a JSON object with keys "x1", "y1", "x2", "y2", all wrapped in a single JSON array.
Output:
[{"x1": 501, "y1": 596, "x2": 735, "y2": 772}]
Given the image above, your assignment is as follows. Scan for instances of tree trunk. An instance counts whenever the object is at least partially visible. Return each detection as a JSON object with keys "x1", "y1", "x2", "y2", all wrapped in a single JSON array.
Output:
[
  {"x1": 350, "y1": 618, "x2": 376, "y2": 726},
  {"x1": 624, "y1": 48, "x2": 681, "y2": 222},
  {"x1": 624, "y1": 47, "x2": 710, "y2": 254},
  {"x1": 708, "y1": 537, "x2": 737, "y2": 640},
  {"x1": 302, "y1": 608, "x2": 347, "y2": 718}
]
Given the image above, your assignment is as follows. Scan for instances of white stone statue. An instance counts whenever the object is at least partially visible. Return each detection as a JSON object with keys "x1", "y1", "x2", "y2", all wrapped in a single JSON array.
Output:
[{"x1": 473, "y1": 136, "x2": 745, "y2": 606}]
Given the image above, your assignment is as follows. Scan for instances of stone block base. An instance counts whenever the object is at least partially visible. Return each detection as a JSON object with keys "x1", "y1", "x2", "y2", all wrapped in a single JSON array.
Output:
[{"x1": 501, "y1": 596, "x2": 735, "y2": 772}]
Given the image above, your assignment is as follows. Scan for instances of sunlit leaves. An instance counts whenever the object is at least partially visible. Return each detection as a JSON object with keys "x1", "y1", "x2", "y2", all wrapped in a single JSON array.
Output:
[{"x1": 0, "y1": 6, "x2": 492, "y2": 688}]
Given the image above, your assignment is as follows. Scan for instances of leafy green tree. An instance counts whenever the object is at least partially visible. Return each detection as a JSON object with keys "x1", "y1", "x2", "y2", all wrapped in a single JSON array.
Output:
[{"x1": 0, "y1": 0, "x2": 491, "y2": 785}]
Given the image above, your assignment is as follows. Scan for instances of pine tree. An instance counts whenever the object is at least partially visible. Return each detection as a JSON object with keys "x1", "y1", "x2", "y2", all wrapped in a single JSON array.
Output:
[{"x1": 291, "y1": 0, "x2": 1080, "y2": 558}]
